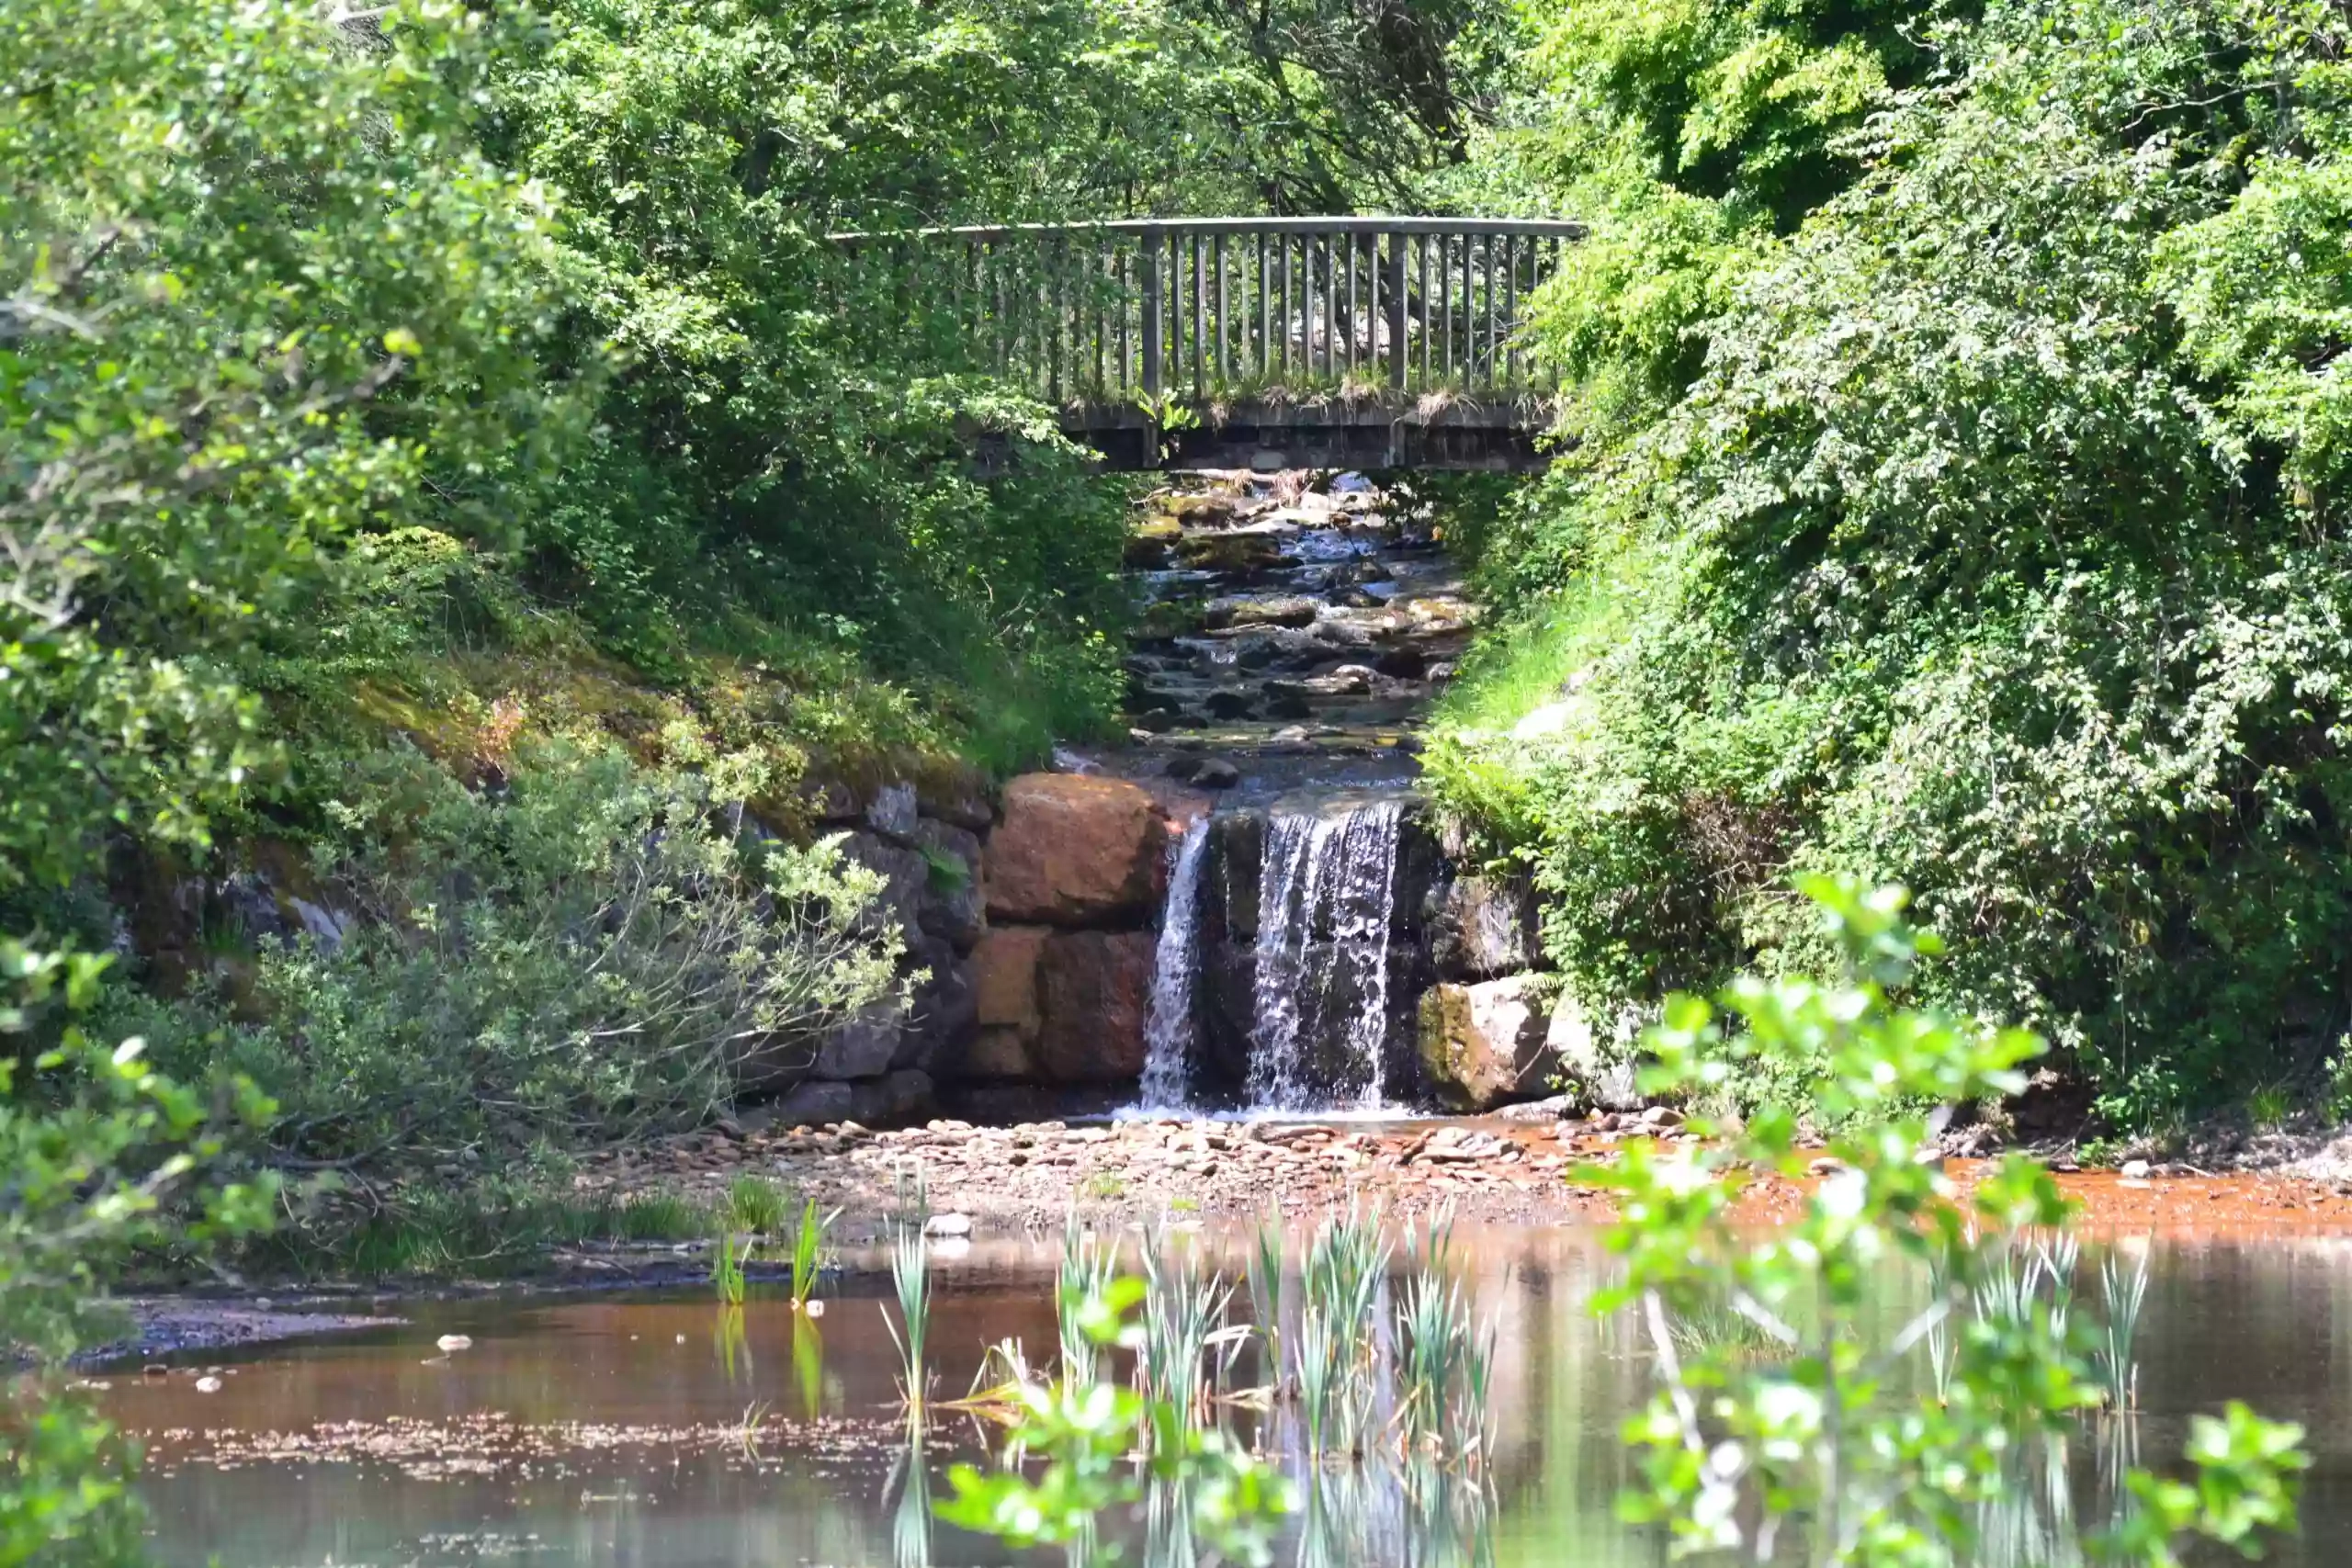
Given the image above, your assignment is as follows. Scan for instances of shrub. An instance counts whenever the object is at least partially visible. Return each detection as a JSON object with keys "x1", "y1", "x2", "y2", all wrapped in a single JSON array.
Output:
[
  {"x1": 0, "y1": 945, "x2": 277, "y2": 1566},
  {"x1": 127, "y1": 739, "x2": 903, "y2": 1172}
]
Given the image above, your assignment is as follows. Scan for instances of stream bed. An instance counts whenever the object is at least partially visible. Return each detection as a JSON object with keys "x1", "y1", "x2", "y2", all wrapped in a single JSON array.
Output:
[{"x1": 99, "y1": 1227, "x2": 2352, "y2": 1566}]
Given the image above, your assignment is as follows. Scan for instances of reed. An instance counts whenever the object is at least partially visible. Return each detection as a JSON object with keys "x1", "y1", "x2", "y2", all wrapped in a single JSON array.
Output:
[
  {"x1": 1246, "y1": 1216, "x2": 1286, "y2": 1392},
  {"x1": 2040, "y1": 1231, "x2": 2081, "y2": 1341},
  {"x1": 711, "y1": 1229, "x2": 752, "y2": 1306},
  {"x1": 890, "y1": 1430, "x2": 933, "y2": 1568},
  {"x1": 884, "y1": 1163, "x2": 933, "y2": 1419},
  {"x1": 1138, "y1": 1228, "x2": 1233, "y2": 1432},
  {"x1": 2096, "y1": 1246, "x2": 2149, "y2": 1410},
  {"x1": 1395, "y1": 1270, "x2": 1464, "y2": 1446},
  {"x1": 788, "y1": 1197, "x2": 831, "y2": 1306},
  {"x1": 1058, "y1": 1214, "x2": 1116, "y2": 1386},
  {"x1": 726, "y1": 1173, "x2": 792, "y2": 1235},
  {"x1": 1295, "y1": 1205, "x2": 1389, "y2": 1458}
]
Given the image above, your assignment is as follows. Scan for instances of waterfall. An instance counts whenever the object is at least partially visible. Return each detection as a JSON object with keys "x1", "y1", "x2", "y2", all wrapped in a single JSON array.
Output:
[
  {"x1": 1246, "y1": 796, "x2": 1404, "y2": 1111},
  {"x1": 1137, "y1": 817, "x2": 1211, "y2": 1110}
]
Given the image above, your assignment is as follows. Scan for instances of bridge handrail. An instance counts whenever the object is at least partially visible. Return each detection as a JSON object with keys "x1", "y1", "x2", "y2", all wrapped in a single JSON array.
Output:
[
  {"x1": 827, "y1": 214, "x2": 1580, "y2": 400},
  {"x1": 829, "y1": 214, "x2": 1587, "y2": 244}
]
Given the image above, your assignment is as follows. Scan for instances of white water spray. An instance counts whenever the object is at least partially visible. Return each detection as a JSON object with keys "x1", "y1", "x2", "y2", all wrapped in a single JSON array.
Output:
[
  {"x1": 1137, "y1": 817, "x2": 1212, "y2": 1110},
  {"x1": 1246, "y1": 796, "x2": 1404, "y2": 1111}
]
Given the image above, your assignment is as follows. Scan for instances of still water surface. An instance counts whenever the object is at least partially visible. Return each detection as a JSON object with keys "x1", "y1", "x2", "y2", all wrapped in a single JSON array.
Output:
[{"x1": 99, "y1": 1229, "x2": 2352, "y2": 1567}]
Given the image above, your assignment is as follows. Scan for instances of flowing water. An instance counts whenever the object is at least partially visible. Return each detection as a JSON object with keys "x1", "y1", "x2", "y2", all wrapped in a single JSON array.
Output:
[
  {"x1": 100, "y1": 1230, "x2": 2352, "y2": 1566},
  {"x1": 1139, "y1": 818, "x2": 1212, "y2": 1111},
  {"x1": 1246, "y1": 796, "x2": 1406, "y2": 1111},
  {"x1": 1114, "y1": 473, "x2": 1476, "y2": 1116}
]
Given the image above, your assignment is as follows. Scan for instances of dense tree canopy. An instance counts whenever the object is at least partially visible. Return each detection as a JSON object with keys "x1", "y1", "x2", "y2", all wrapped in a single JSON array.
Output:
[{"x1": 1436, "y1": 0, "x2": 2352, "y2": 1125}]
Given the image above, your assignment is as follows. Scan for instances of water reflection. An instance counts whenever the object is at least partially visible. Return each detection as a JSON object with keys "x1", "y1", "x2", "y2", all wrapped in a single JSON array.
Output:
[{"x1": 96, "y1": 1229, "x2": 2352, "y2": 1566}]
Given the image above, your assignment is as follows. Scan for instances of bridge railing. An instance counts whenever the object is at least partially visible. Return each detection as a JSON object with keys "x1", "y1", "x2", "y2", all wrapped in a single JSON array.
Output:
[{"x1": 831, "y1": 216, "x2": 1584, "y2": 403}]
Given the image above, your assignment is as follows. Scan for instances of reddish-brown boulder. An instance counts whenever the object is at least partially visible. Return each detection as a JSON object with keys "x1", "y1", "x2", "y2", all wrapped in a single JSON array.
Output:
[
  {"x1": 962, "y1": 1027, "x2": 1035, "y2": 1081},
  {"x1": 983, "y1": 773, "x2": 1166, "y2": 926},
  {"x1": 1035, "y1": 931, "x2": 1155, "y2": 1083},
  {"x1": 970, "y1": 926, "x2": 1049, "y2": 1039}
]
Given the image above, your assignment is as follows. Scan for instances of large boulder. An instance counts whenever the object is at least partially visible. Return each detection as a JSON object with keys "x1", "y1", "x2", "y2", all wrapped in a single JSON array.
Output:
[
  {"x1": 1548, "y1": 990, "x2": 1641, "y2": 1111},
  {"x1": 815, "y1": 1000, "x2": 906, "y2": 1080},
  {"x1": 913, "y1": 818, "x2": 987, "y2": 951},
  {"x1": 916, "y1": 763, "x2": 996, "y2": 832},
  {"x1": 1035, "y1": 931, "x2": 1155, "y2": 1083},
  {"x1": 1423, "y1": 874, "x2": 1540, "y2": 980},
  {"x1": 959, "y1": 1027, "x2": 1035, "y2": 1081},
  {"x1": 970, "y1": 926, "x2": 1049, "y2": 1040},
  {"x1": 775, "y1": 1070, "x2": 933, "y2": 1128},
  {"x1": 839, "y1": 830, "x2": 928, "y2": 943},
  {"x1": 775, "y1": 1078, "x2": 857, "y2": 1125},
  {"x1": 864, "y1": 780, "x2": 921, "y2": 841},
  {"x1": 1204, "y1": 810, "x2": 1264, "y2": 942},
  {"x1": 983, "y1": 774, "x2": 1166, "y2": 926},
  {"x1": 898, "y1": 937, "x2": 978, "y2": 1072},
  {"x1": 1204, "y1": 594, "x2": 1319, "y2": 630},
  {"x1": 1417, "y1": 976, "x2": 1558, "y2": 1111},
  {"x1": 1196, "y1": 942, "x2": 1258, "y2": 1091}
]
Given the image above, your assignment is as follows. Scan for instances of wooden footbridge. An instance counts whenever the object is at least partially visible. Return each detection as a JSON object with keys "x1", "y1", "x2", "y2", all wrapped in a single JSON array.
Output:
[{"x1": 831, "y1": 216, "x2": 1582, "y2": 470}]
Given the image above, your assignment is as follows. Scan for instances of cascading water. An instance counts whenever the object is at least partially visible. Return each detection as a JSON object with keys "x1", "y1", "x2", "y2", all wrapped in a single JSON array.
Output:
[
  {"x1": 1137, "y1": 817, "x2": 1211, "y2": 1110},
  {"x1": 1246, "y1": 796, "x2": 1404, "y2": 1111}
]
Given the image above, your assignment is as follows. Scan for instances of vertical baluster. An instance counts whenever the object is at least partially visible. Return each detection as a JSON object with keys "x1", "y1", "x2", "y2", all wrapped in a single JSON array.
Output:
[
  {"x1": 1191, "y1": 228, "x2": 1205, "y2": 399},
  {"x1": 1214, "y1": 231, "x2": 1228, "y2": 389},
  {"x1": 1117, "y1": 243, "x2": 1132, "y2": 392},
  {"x1": 1164, "y1": 230, "x2": 1179, "y2": 392},
  {"x1": 1053, "y1": 236, "x2": 1072, "y2": 404},
  {"x1": 1317, "y1": 231, "x2": 1333, "y2": 380},
  {"x1": 1091, "y1": 240, "x2": 1105, "y2": 395},
  {"x1": 1342, "y1": 231, "x2": 1358, "y2": 378},
  {"x1": 1503, "y1": 234, "x2": 1519, "y2": 388},
  {"x1": 1302, "y1": 232, "x2": 1315, "y2": 379},
  {"x1": 1476, "y1": 232, "x2": 1494, "y2": 383},
  {"x1": 1416, "y1": 231, "x2": 1430, "y2": 388},
  {"x1": 1299, "y1": 232, "x2": 1312, "y2": 379},
  {"x1": 1440, "y1": 233, "x2": 1453, "y2": 380},
  {"x1": 1141, "y1": 231, "x2": 1161, "y2": 397},
  {"x1": 949, "y1": 239, "x2": 966, "y2": 367},
  {"x1": 1385, "y1": 230, "x2": 1407, "y2": 389},
  {"x1": 1550, "y1": 235, "x2": 1566, "y2": 388},
  {"x1": 987, "y1": 240, "x2": 1001, "y2": 373},
  {"x1": 1256, "y1": 231, "x2": 1271, "y2": 384},
  {"x1": 1279, "y1": 234, "x2": 1293, "y2": 380}
]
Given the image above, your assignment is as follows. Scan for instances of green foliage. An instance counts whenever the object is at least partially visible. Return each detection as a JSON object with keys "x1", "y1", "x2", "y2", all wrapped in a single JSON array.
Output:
[
  {"x1": 1457, "y1": 0, "x2": 1938, "y2": 426},
  {"x1": 0, "y1": 0, "x2": 564, "y2": 898},
  {"x1": 1583, "y1": 876, "x2": 2307, "y2": 1565},
  {"x1": 0, "y1": 952, "x2": 278, "y2": 1566},
  {"x1": 118, "y1": 739, "x2": 902, "y2": 1174},
  {"x1": 1436, "y1": 0, "x2": 2352, "y2": 1126}
]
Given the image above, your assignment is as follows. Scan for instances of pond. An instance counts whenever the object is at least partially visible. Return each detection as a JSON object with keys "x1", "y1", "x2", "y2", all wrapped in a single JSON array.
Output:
[{"x1": 97, "y1": 1227, "x2": 2352, "y2": 1566}]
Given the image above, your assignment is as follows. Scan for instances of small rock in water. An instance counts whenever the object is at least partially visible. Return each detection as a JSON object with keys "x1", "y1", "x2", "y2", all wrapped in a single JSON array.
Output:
[
  {"x1": 1193, "y1": 759, "x2": 1241, "y2": 789},
  {"x1": 435, "y1": 1334, "x2": 473, "y2": 1353},
  {"x1": 924, "y1": 1213, "x2": 974, "y2": 1238},
  {"x1": 2120, "y1": 1158, "x2": 2152, "y2": 1179}
]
